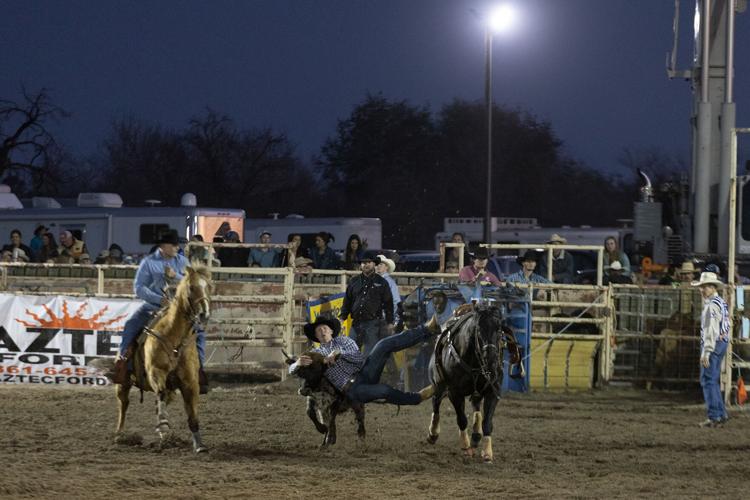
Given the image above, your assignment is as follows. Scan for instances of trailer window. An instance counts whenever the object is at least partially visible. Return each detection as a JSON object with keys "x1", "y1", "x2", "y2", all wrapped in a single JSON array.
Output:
[{"x1": 140, "y1": 224, "x2": 171, "y2": 244}]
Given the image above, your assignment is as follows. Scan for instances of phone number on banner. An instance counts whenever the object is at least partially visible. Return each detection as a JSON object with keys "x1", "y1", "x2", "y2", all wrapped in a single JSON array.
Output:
[{"x1": 0, "y1": 365, "x2": 108, "y2": 386}]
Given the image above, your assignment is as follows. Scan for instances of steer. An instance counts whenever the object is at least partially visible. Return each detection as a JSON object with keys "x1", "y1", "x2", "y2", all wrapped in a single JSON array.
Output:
[{"x1": 283, "y1": 350, "x2": 366, "y2": 447}]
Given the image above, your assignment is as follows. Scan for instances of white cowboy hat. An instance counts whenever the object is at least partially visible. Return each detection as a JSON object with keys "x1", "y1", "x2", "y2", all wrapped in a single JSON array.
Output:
[
  {"x1": 376, "y1": 254, "x2": 396, "y2": 273},
  {"x1": 678, "y1": 260, "x2": 696, "y2": 274},
  {"x1": 547, "y1": 233, "x2": 567, "y2": 244},
  {"x1": 607, "y1": 261, "x2": 622, "y2": 271},
  {"x1": 691, "y1": 271, "x2": 723, "y2": 287}
]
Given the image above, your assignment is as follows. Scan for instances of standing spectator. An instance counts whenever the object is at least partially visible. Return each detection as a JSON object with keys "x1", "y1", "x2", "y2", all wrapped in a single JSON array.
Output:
[
  {"x1": 29, "y1": 225, "x2": 47, "y2": 261},
  {"x1": 692, "y1": 271, "x2": 730, "y2": 427},
  {"x1": 538, "y1": 234, "x2": 575, "y2": 284},
  {"x1": 603, "y1": 236, "x2": 631, "y2": 279},
  {"x1": 219, "y1": 230, "x2": 250, "y2": 267},
  {"x1": 248, "y1": 231, "x2": 279, "y2": 267},
  {"x1": 278, "y1": 233, "x2": 313, "y2": 268},
  {"x1": 343, "y1": 234, "x2": 365, "y2": 271},
  {"x1": 340, "y1": 256, "x2": 394, "y2": 354},
  {"x1": 445, "y1": 232, "x2": 471, "y2": 269},
  {"x1": 506, "y1": 251, "x2": 550, "y2": 285},
  {"x1": 458, "y1": 249, "x2": 502, "y2": 286},
  {"x1": 58, "y1": 230, "x2": 88, "y2": 263},
  {"x1": 375, "y1": 254, "x2": 401, "y2": 326},
  {"x1": 1, "y1": 229, "x2": 32, "y2": 262},
  {"x1": 310, "y1": 232, "x2": 340, "y2": 270},
  {"x1": 37, "y1": 232, "x2": 59, "y2": 263}
]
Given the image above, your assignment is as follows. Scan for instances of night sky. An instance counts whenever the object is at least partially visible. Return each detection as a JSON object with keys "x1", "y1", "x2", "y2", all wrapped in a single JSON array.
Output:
[{"x1": 2, "y1": 0, "x2": 748, "y2": 175}]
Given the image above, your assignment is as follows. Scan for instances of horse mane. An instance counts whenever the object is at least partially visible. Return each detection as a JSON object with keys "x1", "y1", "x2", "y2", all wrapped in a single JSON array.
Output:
[{"x1": 173, "y1": 265, "x2": 213, "y2": 310}]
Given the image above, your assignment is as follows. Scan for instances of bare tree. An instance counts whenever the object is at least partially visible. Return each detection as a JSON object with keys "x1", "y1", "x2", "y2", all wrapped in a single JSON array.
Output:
[{"x1": 0, "y1": 87, "x2": 70, "y2": 192}]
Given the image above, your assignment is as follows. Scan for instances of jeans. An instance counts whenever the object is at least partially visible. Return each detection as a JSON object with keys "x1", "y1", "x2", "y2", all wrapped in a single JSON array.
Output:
[
  {"x1": 700, "y1": 340, "x2": 728, "y2": 421},
  {"x1": 347, "y1": 325, "x2": 431, "y2": 405},
  {"x1": 349, "y1": 318, "x2": 385, "y2": 355},
  {"x1": 119, "y1": 302, "x2": 206, "y2": 365}
]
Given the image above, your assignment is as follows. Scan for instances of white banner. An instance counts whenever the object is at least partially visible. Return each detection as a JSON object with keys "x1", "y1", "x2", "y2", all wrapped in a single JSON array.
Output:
[{"x1": 0, "y1": 294, "x2": 142, "y2": 387}]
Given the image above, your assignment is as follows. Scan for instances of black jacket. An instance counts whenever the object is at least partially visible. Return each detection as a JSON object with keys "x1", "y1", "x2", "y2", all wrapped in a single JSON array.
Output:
[{"x1": 340, "y1": 272, "x2": 394, "y2": 324}]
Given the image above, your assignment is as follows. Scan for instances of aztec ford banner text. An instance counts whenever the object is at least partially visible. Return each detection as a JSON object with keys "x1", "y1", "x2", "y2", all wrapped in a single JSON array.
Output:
[{"x1": 0, "y1": 294, "x2": 141, "y2": 387}]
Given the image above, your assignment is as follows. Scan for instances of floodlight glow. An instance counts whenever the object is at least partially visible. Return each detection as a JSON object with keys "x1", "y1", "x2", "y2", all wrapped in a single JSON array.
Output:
[{"x1": 487, "y1": 4, "x2": 516, "y2": 33}]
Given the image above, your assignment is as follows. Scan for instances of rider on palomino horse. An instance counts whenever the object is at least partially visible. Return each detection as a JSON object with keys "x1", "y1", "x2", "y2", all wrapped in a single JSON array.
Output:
[
  {"x1": 113, "y1": 229, "x2": 208, "y2": 393},
  {"x1": 290, "y1": 316, "x2": 440, "y2": 406}
]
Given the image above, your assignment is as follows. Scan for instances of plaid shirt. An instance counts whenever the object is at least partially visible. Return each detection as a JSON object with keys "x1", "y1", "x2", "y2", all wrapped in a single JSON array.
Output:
[
  {"x1": 313, "y1": 336, "x2": 365, "y2": 391},
  {"x1": 506, "y1": 271, "x2": 550, "y2": 285}
]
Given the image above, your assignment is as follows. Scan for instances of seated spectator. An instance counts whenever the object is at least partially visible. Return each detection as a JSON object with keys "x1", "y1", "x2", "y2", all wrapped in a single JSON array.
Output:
[
  {"x1": 219, "y1": 230, "x2": 250, "y2": 267},
  {"x1": 78, "y1": 253, "x2": 93, "y2": 265},
  {"x1": 108, "y1": 243, "x2": 124, "y2": 264},
  {"x1": 58, "y1": 230, "x2": 88, "y2": 263},
  {"x1": 445, "y1": 261, "x2": 459, "y2": 274},
  {"x1": 343, "y1": 234, "x2": 365, "y2": 270},
  {"x1": 458, "y1": 249, "x2": 501, "y2": 286},
  {"x1": 248, "y1": 231, "x2": 279, "y2": 268},
  {"x1": 446, "y1": 232, "x2": 471, "y2": 267},
  {"x1": 278, "y1": 233, "x2": 313, "y2": 268},
  {"x1": 1, "y1": 229, "x2": 33, "y2": 262},
  {"x1": 29, "y1": 225, "x2": 47, "y2": 261},
  {"x1": 506, "y1": 250, "x2": 550, "y2": 285},
  {"x1": 537, "y1": 234, "x2": 575, "y2": 283},
  {"x1": 94, "y1": 250, "x2": 110, "y2": 264},
  {"x1": 310, "y1": 231, "x2": 340, "y2": 270},
  {"x1": 37, "y1": 232, "x2": 59, "y2": 263},
  {"x1": 603, "y1": 236, "x2": 631, "y2": 278},
  {"x1": 604, "y1": 261, "x2": 633, "y2": 284}
]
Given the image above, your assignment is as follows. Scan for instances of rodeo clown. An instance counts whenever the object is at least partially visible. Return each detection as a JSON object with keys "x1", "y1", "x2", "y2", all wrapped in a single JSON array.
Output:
[
  {"x1": 290, "y1": 315, "x2": 440, "y2": 405},
  {"x1": 692, "y1": 271, "x2": 730, "y2": 428},
  {"x1": 113, "y1": 230, "x2": 208, "y2": 393}
]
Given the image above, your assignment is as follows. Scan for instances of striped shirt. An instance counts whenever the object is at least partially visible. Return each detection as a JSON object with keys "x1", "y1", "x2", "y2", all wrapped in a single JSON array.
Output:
[
  {"x1": 312, "y1": 336, "x2": 365, "y2": 391},
  {"x1": 700, "y1": 293, "x2": 730, "y2": 353}
]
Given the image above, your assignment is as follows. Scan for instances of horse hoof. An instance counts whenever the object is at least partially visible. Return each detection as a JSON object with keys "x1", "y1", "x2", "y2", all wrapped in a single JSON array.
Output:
[
  {"x1": 426, "y1": 434, "x2": 439, "y2": 445},
  {"x1": 481, "y1": 454, "x2": 493, "y2": 463},
  {"x1": 462, "y1": 448, "x2": 474, "y2": 458}
]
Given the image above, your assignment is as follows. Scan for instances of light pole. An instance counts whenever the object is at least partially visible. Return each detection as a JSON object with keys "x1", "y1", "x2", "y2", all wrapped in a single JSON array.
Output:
[{"x1": 483, "y1": 5, "x2": 516, "y2": 246}]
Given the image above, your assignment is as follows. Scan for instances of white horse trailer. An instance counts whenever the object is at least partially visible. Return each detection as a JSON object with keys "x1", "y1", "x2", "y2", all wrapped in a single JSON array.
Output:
[
  {"x1": 244, "y1": 216, "x2": 382, "y2": 251},
  {"x1": 0, "y1": 190, "x2": 245, "y2": 258}
]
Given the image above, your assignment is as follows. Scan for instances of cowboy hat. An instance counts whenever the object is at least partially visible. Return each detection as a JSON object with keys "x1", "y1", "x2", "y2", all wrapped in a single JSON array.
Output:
[
  {"x1": 517, "y1": 250, "x2": 540, "y2": 265},
  {"x1": 691, "y1": 272, "x2": 723, "y2": 288},
  {"x1": 472, "y1": 248, "x2": 490, "y2": 260},
  {"x1": 359, "y1": 255, "x2": 381, "y2": 264},
  {"x1": 678, "y1": 260, "x2": 696, "y2": 274},
  {"x1": 303, "y1": 316, "x2": 341, "y2": 342},
  {"x1": 376, "y1": 254, "x2": 396, "y2": 273},
  {"x1": 157, "y1": 229, "x2": 180, "y2": 245},
  {"x1": 547, "y1": 234, "x2": 567, "y2": 244}
]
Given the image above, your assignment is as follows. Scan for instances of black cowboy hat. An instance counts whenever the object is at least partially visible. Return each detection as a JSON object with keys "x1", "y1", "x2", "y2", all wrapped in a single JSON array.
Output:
[
  {"x1": 157, "y1": 229, "x2": 180, "y2": 245},
  {"x1": 358, "y1": 255, "x2": 381, "y2": 264},
  {"x1": 303, "y1": 316, "x2": 341, "y2": 342},
  {"x1": 517, "y1": 250, "x2": 540, "y2": 265},
  {"x1": 472, "y1": 248, "x2": 490, "y2": 260}
]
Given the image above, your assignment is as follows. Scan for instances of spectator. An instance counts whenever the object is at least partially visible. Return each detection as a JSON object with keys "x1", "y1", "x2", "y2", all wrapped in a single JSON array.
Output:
[
  {"x1": 310, "y1": 232, "x2": 340, "y2": 270},
  {"x1": 248, "y1": 231, "x2": 279, "y2": 268},
  {"x1": 692, "y1": 272, "x2": 730, "y2": 427},
  {"x1": 29, "y1": 225, "x2": 47, "y2": 261},
  {"x1": 445, "y1": 232, "x2": 471, "y2": 269},
  {"x1": 445, "y1": 261, "x2": 459, "y2": 274},
  {"x1": 37, "y1": 232, "x2": 59, "y2": 263},
  {"x1": 278, "y1": 233, "x2": 313, "y2": 268},
  {"x1": 186, "y1": 234, "x2": 209, "y2": 264},
  {"x1": 603, "y1": 236, "x2": 631, "y2": 278},
  {"x1": 340, "y1": 256, "x2": 394, "y2": 354},
  {"x1": 79, "y1": 253, "x2": 92, "y2": 265},
  {"x1": 219, "y1": 230, "x2": 250, "y2": 267},
  {"x1": 343, "y1": 234, "x2": 365, "y2": 271},
  {"x1": 108, "y1": 243, "x2": 124, "y2": 264},
  {"x1": 458, "y1": 249, "x2": 501, "y2": 286},
  {"x1": 1, "y1": 229, "x2": 32, "y2": 262},
  {"x1": 0, "y1": 250, "x2": 11, "y2": 262},
  {"x1": 375, "y1": 254, "x2": 401, "y2": 326},
  {"x1": 58, "y1": 230, "x2": 88, "y2": 263},
  {"x1": 506, "y1": 250, "x2": 550, "y2": 285},
  {"x1": 604, "y1": 261, "x2": 633, "y2": 284},
  {"x1": 538, "y1": 234, "x2": 575, "y2": 284}
]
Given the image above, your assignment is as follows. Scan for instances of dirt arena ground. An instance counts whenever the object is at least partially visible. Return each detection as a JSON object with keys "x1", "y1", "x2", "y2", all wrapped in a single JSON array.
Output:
[{"x1": 0, "y1": 381, "x2": 748, "y2": 499}]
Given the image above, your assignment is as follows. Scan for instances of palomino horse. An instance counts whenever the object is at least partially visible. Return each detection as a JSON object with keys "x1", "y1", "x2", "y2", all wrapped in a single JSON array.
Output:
[
  {"x1": 115, "y1": 265, "x2": 212, "y2": 453},
  {"x1": 426, "y1": 301, "x2": 518, "y2": 462}
]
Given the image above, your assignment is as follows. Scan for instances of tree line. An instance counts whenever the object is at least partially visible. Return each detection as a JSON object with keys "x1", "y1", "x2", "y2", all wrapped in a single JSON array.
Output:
[{"x1": 1, "y1": 88, "x2": 685, "y2": 248}]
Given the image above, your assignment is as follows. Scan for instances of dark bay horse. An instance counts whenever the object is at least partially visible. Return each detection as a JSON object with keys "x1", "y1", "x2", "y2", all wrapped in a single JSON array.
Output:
[
  {"x1": 427, "y1": 302, "x2": 518, "y2": 462},
  {"x1": 115, "y1": 266, "x2": 212, "y2": 453}
]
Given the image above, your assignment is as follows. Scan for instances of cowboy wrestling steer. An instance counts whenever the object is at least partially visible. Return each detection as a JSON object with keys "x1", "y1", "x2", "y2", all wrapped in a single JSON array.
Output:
[{"x1": 285, "y1": 350, "x2": 366, "y2": 447}]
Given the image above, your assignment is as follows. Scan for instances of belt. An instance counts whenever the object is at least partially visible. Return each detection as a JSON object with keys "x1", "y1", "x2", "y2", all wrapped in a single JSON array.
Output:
[{"x1": 341, "y1": 377, "x2": 357, "y2": 394}]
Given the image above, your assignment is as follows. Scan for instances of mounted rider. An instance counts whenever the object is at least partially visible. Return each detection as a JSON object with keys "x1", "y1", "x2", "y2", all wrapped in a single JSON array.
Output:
[{"x1": 113, "y1": 230, "x2": 208, "y2": 393}]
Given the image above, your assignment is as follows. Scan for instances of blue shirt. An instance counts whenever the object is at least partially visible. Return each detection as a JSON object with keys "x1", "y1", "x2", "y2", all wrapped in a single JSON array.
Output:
[
  {"x1": 380, "y1": 272, "x2": 401, "y2": 323},
  {"x1": 506, "y1": 271, "x2": 551, "y2": 285},
  {"x1": 248, "y1": 248, "x2": 279, "y2": 267},
  {"x1": 310, "y1": 336, "x2": 365, "y2": 391},
  {"x1": 133, "y1": 249, "x2": 189, "y2": 306}
]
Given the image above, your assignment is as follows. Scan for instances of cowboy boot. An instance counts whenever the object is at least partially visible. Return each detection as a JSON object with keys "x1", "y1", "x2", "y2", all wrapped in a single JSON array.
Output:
[
  {"x1": 112, "y1": 345, "x2": 134, "y2": 384},
  {"x1": 199, "y1": 368, "x2": 209, "y2": 395}
]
